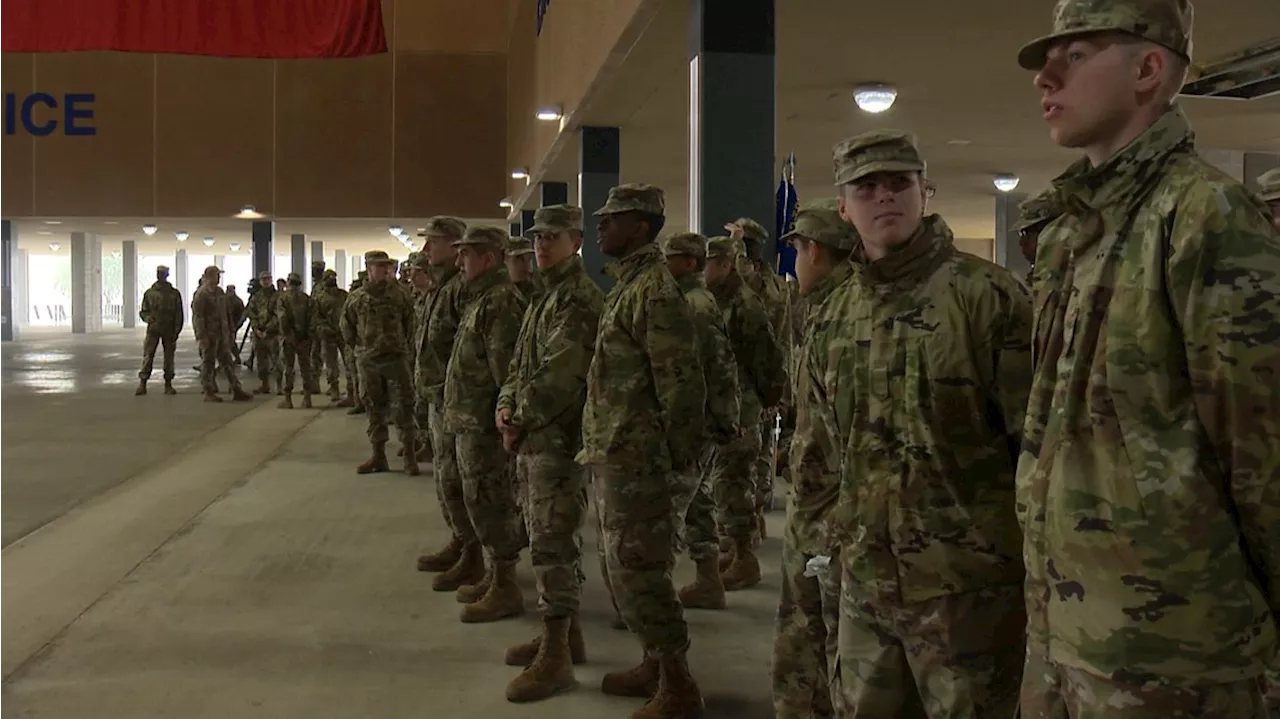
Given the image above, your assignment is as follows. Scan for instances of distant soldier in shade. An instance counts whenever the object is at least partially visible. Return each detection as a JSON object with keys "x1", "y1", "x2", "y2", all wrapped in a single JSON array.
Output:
[
  {"x1": 136, "y1": 264, "x2": 184, "y2": 396},
  {"x1": 246, "y1": 270, "x2": 283, "y2": 395},
  {"x1": 275, "y1": 271, "x2": 317, "y2": 409},
  {"x1": 314, "y1": 269, "x2": 351, "y2": 405},
  {"x1": 190, "y1": 265, "x2": 252, "y2": 403},
  {"x1": 506, "y1": 236, "x2": 544, "y2": 303}
]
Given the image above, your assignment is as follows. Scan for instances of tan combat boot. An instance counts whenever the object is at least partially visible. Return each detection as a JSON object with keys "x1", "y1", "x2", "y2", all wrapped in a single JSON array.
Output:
[
  {"x1": 678, "y1": 557, "x2": 726, "y2": 610},
  {"x1": 278, "y1": 392, "x2": 294, "y2": 409},
  {"x1": 718, "y1": 542, "x2": 736, "y2": 572},
  {"x1": 301, "y1": 393, "x2": 312, "y2": 409},
  {"x1": 629, "y1": 653, "x2": 704, "y2": 719},
  {"x1": 721, "y1": 539, "x2": 761, "y2": 591},
  {"x1": 402, "y1": 439, "x2": 420, "y2": 476},
  {"x1": 455, "y1": 564, "x2": 492, "y2": 604},
  {"x1": 505, "y1": 614, "x2": 587, "y2": 666},
  {"x1": 253, "y1": 381, "x2": 271, "y2": 395},
  {"x1": 601, "y1": 653, "x2": 659, "y2": 698},
  {"x1": 459, "y1": 559, "x2": 524, "y2": 623},
  {"x1": 431, "y1": 542, "x2": 484, "y2": 591},
  {"x1": 231, "y1": 387, "x2": 253, "y2": 401},
  {"x1": 505, "y1": 616, "x2": 578, "y2": 703},
  {"x1": 416, "y1": 536, "x2": 463, "y2": 573},
  {"x1": 135, "y1": 381, "x2": 147, "y2": 396},
  {"x1": 163, "y1": 380, "x2": 177, "y2": 395},
  {"x1": 356, "y1": 442, "x2": 389, "y2": 475},
  {"x1": 328, "y1": 382, "x2": 341, "y2": 401},
  {"x1": 203, "y1": 391, "x2": 223, "y2": 403},
  {"x1": 335, "y1": 396, "x2": 354, "y2": 408}
]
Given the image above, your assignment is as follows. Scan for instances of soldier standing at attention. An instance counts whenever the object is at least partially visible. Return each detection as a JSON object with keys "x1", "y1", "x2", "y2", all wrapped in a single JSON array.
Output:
[
  {"x1": 828, "y1": 129, "x2": 1033, "y2": 717},
  {"x1": 442, "y1": 226, "x2": 528, "y2": 624},
  {"x1": 771, "y1": 208, "x2": 859, "y2": 719},
  {"x1": 583, "y1": 183, "x2": 707, "y2": 716},
  {"x1": 306, "y1": 259, "x2": 326, "y2": 392},
  {"x1": 246, "y1": 270, "x2": 282, "y2": 395},
  {"x1": 661, "y1": 232, "x2": 740, "y2": 613},
  {"x1": 405, "y1": 253, "x2": 434, "y2": 461},
  {"x1": 506, "y1": 236, "x2": 544, "y2": 303},
  {"x1": 313, "y1": 269, "x2": 351, "y2": 405},
  {"x1": 136, "y1": 264, "x2": 184, "y2": 396},
  {"x1": 191, "y1": 265, "x2": 252, "y2": 403},
  {"x1": 1259, "y1": 167, "x2": 1280, "y2": 231},
  {"x1": 413, "y1": 218, "x2": 485, "y2": 593},
  {"x1": 702, "y1": 235, "x2": 786, "y2": 592},
  {"x1": 343, "y1": 270, "x2": 368, "y2": 415},
  {"x1": 1017, "y1": 1, "x2": 1280, "y2": 715},
  {"x1": 275, "y1": 272, "x2": 317, "y2": 409},
  {"x1": 225, "y1": 284, "x2": 246, "y2": 365},
  {"x1": 494, "y1": 205, "x2": 603, "y2": 702},
  {"x1": 340, "y1": 251, "x2": 419, "y2": 476}
]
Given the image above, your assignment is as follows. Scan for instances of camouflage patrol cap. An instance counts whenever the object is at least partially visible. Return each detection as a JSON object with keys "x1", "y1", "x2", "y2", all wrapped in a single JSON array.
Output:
[
  {"x1": 781, "y1": 208, "x2": 861, "y2": 251},
  {"x1": 662, "y1": 232, "x2": 709, "y2": 260},
  {"x1": 507, "y1": 237, "x2": 535, "y2": 257},
  {"x1": 453, "y1": 225, "x2": 509, "y2": 251},
  {"x1": 257, "y1": 270, "x2": 272, "y2": 280},
  {"x1": 705, "y1": 236, "x2": 740, "y2": 260},
  {"x1": 593, "y1": 183, "x2": 666, "y2": 217},
  {"x1": 357, "y1": 269, "x2": 368, "y2": 280},
  {"x1": 311, "y1": 259, "x2": 325, "y2": 269},
  {"x1": 1257, "y1": 167, "x2": 1280, "y2": 203},
  {"x1": 417, "y1": 216, "x2": 467, "y2": 239},
  {"x1": 286, "y1": 272, "x2": 303, "y2": 285},
  {"x1": 524, "y1": 204, "x2": 584, "y2": 236},
  {"x1": 323, "y1": 268, "x2": 337, "y2": 279},
  {"x1": 405, "y1": 251, "x2": 421, "y2": 266},
  {"x1": 203, "y1": 265, "x2": 223, "y2": 276},
  {"x1": 157, "y1": 264, "x2": 170, "y2": 274},
  {"x1": 1015, "y1": 190, "x2": 1066, "y2": 233},
  {"x1": 833, "y1": 130, "x2": 926, "y2": 186},
  {"x1": 1018, "y1": 0, "x2": 1194, "y2": 71},
  {"x1": 364, "y1": 250, "x2": 396, "y2": 265},
  {"x1": 410, "y1": 252, "x2": 431, "y2": 270},
  {"x1": 734, "y1": 217, "x2": 770, "y2": 246}
]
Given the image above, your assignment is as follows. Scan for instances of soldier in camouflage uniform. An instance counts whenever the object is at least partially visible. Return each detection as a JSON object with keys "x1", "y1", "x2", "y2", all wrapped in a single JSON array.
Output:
[
  {"x1": 308, "y1": 259, "x2": 326, "y2": 392},
  {"x1": 136, "y1": 264, "x2": 185, "y2": 396},
  {"x1": 661, "y1": 232, "x2": 740, "y2": 612},
  {"x1": 772, "y1": 208, "x2": 860, "y2": 719},
  {"x1": 494, "y1": 205, "x2": 603, "y2": 702},
  {"x1": 404, "y1": 253, "x2": 434, "y2": 462},
  {"x1": 826, "y1": 130, "x2": 1033, "y2": 716},
  {"x1": 343, "y1": 270, "x2": 368, "y2": 414},
  {"x1": 190, "y1": 265, "x2": 252, "y2": 403},
  {"x1": 313, "y1": 269, "x2": 352, "y2": 405},
  {"x1": 1014, "y1": 189, "x2": 1065, "y2": 283},
  {"x1": 245, "y1": 270, "x2": 283, "y2": 395},
  {"x1": 505, "y1": 236, "x2": 545, "y2": 303},
  {"x1": 1016, "y1": 2, "x2": 1280, "y2": 716},
  {"x1": 225, "y1": 285, "x2": 246, "y2": 365},
  {"x1": 275, "y1": 272, "x2": 317, "y2": 409},
  {"x1": 340, "y1": 251, "x2": 419, "y2": 476},
  {"x1": 1259, "y1": 167, "x2": 1280, "y2": 231},
  {"x1": 583, "y1": 183, "x2": 707, "y2": 715},
  {"x1": 442, "y1": 226, "x2": 528, "y2": 624}
]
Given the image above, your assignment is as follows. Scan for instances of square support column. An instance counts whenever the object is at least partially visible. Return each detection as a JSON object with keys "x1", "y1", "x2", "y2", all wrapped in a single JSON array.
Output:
[
  {"x1": 993, "y1": 192, "x2": 1030, "y2": 277},
  {"x1": 213, "y1": 255, "x2": 225, "y2": 270},
  {"x1": 16, "y1": 248, "x2": 29, "y2": 327},
  {"x1": 174, "y1": 249, "x2": 189, "y2": 302},
  {"x1": 70, "y1": 231, "x2": 104, "y2": 334},
  {"x1": 310, "y1": 240, "x2": 324, "y2": 291},
  {"x1": 251, "y1": 221, "x2": 274, "y2": 279},
  {"x1": 579, "y1": 126, "x2": 620, "y2": 289},
  {"x1": 290, "y1": 234, "x2": 307, "y2": 281},
  {"x1": 350, "y1": 255, "x2": 362, "y2": 285},
  {"x1": 689, "y1": 0, "x2": 776, "y2": 265},
  {"x1": 2, "y1": 220, "x2": 16, "y2": 341},
  {"x1": 540, "y1": 182, "x2": 569, "y2": 207},
  {"x1": 335, "y1": 249, "x2": 348, "y2": 288},
  {"x1": 122, "y1": 240, "x2": 138, "y2": 329}
]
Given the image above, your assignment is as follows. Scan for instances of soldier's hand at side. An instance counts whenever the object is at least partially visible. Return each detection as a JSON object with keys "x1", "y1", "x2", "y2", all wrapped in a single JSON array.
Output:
[
  {"x1": 502, "y1": 429, "x2": 521, "y2": 454},
  {"x1": 495, "y1": 407, "x2": 514, "y2": 432}
]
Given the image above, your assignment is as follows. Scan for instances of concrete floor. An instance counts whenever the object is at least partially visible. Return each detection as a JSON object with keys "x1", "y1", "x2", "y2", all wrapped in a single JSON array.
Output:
[{"x1": 2, "y1": 328, "x2": 780, "y2": 717}]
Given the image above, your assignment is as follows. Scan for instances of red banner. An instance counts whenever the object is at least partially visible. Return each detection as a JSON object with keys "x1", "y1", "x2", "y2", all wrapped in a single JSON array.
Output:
[{"x1": 2, "y1": 0, "x2": 387, "y2": 58}]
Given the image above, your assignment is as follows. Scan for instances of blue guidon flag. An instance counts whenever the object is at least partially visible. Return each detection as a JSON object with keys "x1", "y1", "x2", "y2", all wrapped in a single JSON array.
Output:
[
  {"x1": 774, "y1": 152, "x2": 799, "y2": 278},
  {"x1": 537, "y1": 0, "x2": 551, "y2": 35}
]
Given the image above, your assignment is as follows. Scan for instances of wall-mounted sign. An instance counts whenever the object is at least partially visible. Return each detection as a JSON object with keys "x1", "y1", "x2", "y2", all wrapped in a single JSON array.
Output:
[{"x1": 3, "y1": 92, "x2": 96, "y2": 136}]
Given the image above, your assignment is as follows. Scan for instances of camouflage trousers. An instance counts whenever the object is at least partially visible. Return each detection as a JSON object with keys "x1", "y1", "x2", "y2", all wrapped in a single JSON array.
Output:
[
  {"x1": 837, "y1": 577, "x2": 1024, "y2": 718},
  {"x1": 671, "y1": 446, "x2": 718, "y2": 562},
  {"x1": 456, "y1": 432, "x2": 523, "y2": 563},
  {"x1": 316, "y1": 334, "x2": 346, "y2": 393},
  {"x1": 198, "y1": 336, "x2": 243, "y2": 394},
  {"x1": 356, "y1": 354, "x2": 414, "y2": 446},
  {"x1": 592, "y1": 462, "x2": 689, "y2": 656},
  {"x1": 254, "y1": 334, "x2": 282, "y2": 388},
  {"x1": 755, "y1": 411, "x2": 780, "y2": 511},
  {"x1": 139, "y1": 330, "x2": 177, "y2": 381},
  {"x1": 345, "y1": 344, "x2": 361, "y2": 400},
  {"x1": 518, "y1": 444, "x2": 588, "y2": 618},
  {"x1": 774, "y1": 533, "x2": 840, "y2": 719},
  {"x1": 414, "y1": 389, "x2": 432, "y2": 454},
  {"x1": 1020, "y1": 648, "x2": 1271, "y2": 719},
  {"x1": 710, "y1": 423, "x2": 762, "y2": 542},
  {"x1": 279, "y1": 338, "x2": 315, "y2": 393},
  {"x1": 427, "y1": 403, "x2": 476, "y2": 544}
]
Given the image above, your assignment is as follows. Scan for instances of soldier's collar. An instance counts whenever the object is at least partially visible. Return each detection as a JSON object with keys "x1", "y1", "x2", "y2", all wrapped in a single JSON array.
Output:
[
  {"x1": 709, "y1": 268, "x2": 743, "y2": 300},
  {"x1": 428, "y1": 262, "x2": 460, "y2": 285},
  {"x1": 674, "y1": 270, "x2": 706, "y2": 292},
  {"x1": 854, "y1": 213, "x2": 953, "y2": 284},
  {"x1": 466, "y1": 263, "x2": 509, "y2": 293},
  {"x1": 603, "y1": 242, "x2": 662, "y2": 283},
  {"x1": 804, "y1": 259, "x2": 854, "y2": 305},
  {"x1": 1057, "y1": 106, "x2": 1194, "y2": 212},
  {"x1": 542, "y1": 253, "x2": 583, "y2": 286}
]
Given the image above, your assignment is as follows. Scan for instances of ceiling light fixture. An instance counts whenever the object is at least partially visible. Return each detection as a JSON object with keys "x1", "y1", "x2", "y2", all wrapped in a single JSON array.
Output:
[
  {"x1": 993, "y1": 174, "x2": 1021, "y2": 192},
  {"x1": 142, "y1": 223, "x2": 158, "y2": 235},
  {"x1": 49, "y1": 242, "x2": 61, "y2": 251},
  {"x1": 499, "y1": 199, "x2": 514, "y2": 209},
  {"x1": 175, "y1": 231, "x2": 189, "y2": 242},
  {"x1": 511, "y1": 168, "x2": 530, "y2": 180},
  {"x1": 535, "y1": 106, "x2": 563, "y2": 121},
  {"x1": 235, "y1": 205, "x2": 264, "y2": 219},
  {"x1": 44, "y1": 220, "x2": 62, "y2": 225},
  {"x1": 389, "y1": 225, "x2": 403, "y2": 236},
  {"x1": 37, "y1": 230, "x2": 52, "y2": 236},
  {"x1": 853, "y1": 84, "x2": 898, "y2": 114},
  {"x1": 104, "y1": 220, "x2": 119, "y2": 225},
  {"x1": 111, "y1": 250, "x2": 122, "y2": 259},
  {"x1": 229, "y1": 242, "x2": 242, "y2": 251},
  {"x1": 203, "y1": 237, "x2": 215, "y2": 247}
]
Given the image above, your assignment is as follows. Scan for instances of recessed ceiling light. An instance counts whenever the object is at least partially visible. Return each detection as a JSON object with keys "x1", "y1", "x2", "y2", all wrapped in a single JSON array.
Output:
[
  {"x1": 235, "y1": 205, "x2": 264, "y2": 219},
  {"x1": 853, "y1": 84, "x2": 897, "y2": 114},
  {"x1": 993, "y1": 174, "x2": 1021, "y2": 192},
  {"x1": 388, "y1": 225, "x2": 403, "y2": 236},
  {"x1": 175, "y1": 231, "x2": 189, "y2": 241},
  {"x1": 947, "y1": 139, "x2": 972, "y2": 146},
  {"x1": 49, "y1": 242, "x2": 61, "y2": 251},
  {"x1": 202, "y1": 237, "x2": 215, "y2": 247},
  {"x1": 142, "y1": 223, "x2": 158, "y2": 235},
  {"x1": 535, "y1": 107, "x2": 563, "y2": 121},
  {"x1": 229, "y1": 242, "x2": 242, "y2": 251},
  {"x1": 111, "y1": 250, "x2": 122, "y2": 259},
  {"x1": 37, "y1": 230, "x2": 52, "y2": 236},
  {"x1": 44, "y1": 220, "x2": 62, "y2": 225},
  {"x1": 499, "y1": 199, "x2": 514, "y2": 209},
  {"x1": 511, "y1": 168, "x2": 530, "y2": 180},
  {"x1": 104, "y1": 220, "x2": 119, "y2": 225}
]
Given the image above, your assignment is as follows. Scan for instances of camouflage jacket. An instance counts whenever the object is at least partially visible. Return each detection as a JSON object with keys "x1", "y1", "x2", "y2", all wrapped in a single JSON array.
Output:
[
  {"x1": 276, "y1": 288, "x2": 316, "y2": 342},
  {"x1": 1019, "y1": 107, "x2": 1280, "y2": 684},
  {"x1": 675, "y1": 271, "x2": 740, "y2": 444},
  {"x1": 340, "y1": 278, "x2": 414, "y2": 358},
  {"x1": 497, "y1": 255, "x2": 603, "y2": 453},
  {"x1": 787, "y1": 260, "x2": 855, "y2": 554},
  {"x1": 743, "y1": 265, "x2": 802, "y2": 407},
  {"x1": 516, "y1": 274, "x2": 545, "y2": 305},
  {"x1": 710, "y1": 270, "x2": 786, "y2": 425},
  {"x1": 313, "y1": 285, "x2": 349, "y2": 339},
  {"x1": 416, "y1": 263, "x2": 470, "y2": 406},
  {"x1": 443, "y1": 265, "x2": 527, "y2": 435},
  {"x1": 827, "y1": 214, "x2": 1033, "y2": 604},
  {"x1": 226, "y1": 292, "x2": 246, "y2": 330},
  {"x1": 245, "y1": 286, "x2": 279, "y2": 335},
  {"x1": 139, "y1": 280, "x2": 184, "y2": 336},
  {"x1": 579, "y1": 243, "x2": 707, "y2": 469},
  {"x1": 190, "y1": 284, "x2": 232, "y2": 344}
]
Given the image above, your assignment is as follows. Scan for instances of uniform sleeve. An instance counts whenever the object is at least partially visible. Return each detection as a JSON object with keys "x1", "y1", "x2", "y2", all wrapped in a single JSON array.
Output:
[
  {"x1": 1167, "y1": 185, "x2": 1280, "y2": 610},
  {"x1": 276, "y1": 296, "x2": 292, "y2": 336},
  {"x1": 484, "y1": 293, "x2": 528, "y2": 397},
  {"x1": 643, "y1": 291, "x2": 707, "y2": 467},
  {"x1": 340, "y1": 296, "x2": 358, "y2": 347},
  {"x1": 793, "y1": 333, "x2": 841, "y2": 540},
  {"x1": 742, "y1": 298, "x2": 786, "y2": 405},
  {"x1": 990, "y1": 278, "x2": 1034, "y2": 461},
  {"x1": 191, "y1": 293, "x2": 208, "y2": 340},
  {"x1": 511, "y1": 294, "x2": 600, "y2": 431},
  {"x1": 139, "y1": 290, "x2": 153, "y2": 324},
  {"x1": 175, "y1": 292, "x2": 185, "y2": 337},
  {"x1": 700, "y1": 312, "x2": 741, "y2": 442},
  {"x1": 496, "y1": 314, "x2": 528, "y2": 416},
  {"x1": 400, "y1": 295, "x2": 414, "y2": 349}
]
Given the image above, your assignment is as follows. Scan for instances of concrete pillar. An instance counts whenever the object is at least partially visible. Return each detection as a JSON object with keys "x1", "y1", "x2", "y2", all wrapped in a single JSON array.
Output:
[
  {"x1": 993, "y1": 192, "x2": 1031, "y2": 277},
  {"x1": 16, "y1": 248, "x2": 29, "y2": 327},
  {"x1": 70, "y1": 231, "x2": 104, "y2": 334},
  {"x1": 350, "y1": 254, "x2": 362, "y2": 285},
  {"x1": 689, "y1": 0, "x2": 776, "y2": 265},
  {"x1": 310, "y1": 240, "x2": 324, "y2": 292},
  {"x1": 2, "y1": 219, "x2": 15, "y2": 341},
  {"x1": 335, "y1": 249, "x2": 348, "y2": 288},
  {"x1": 174, "y1": 249, "x2": 189, "y2": 304},
  {"x1": 579, "y1": 126, "x2": 620, "y2": 289},
  {"x1": 251, "y1": 220, "x2": 274, "y2": 279},
  {"x1": 290, "y1": 233, "x2": 306, "y2": 281},
  {"x1": 122, "y1": 240, "x2": 138, "y2": 329},
  {"x1": 541, "y1": 182, "x2": 569, "y2": 206},
  {"x1": 213, "y1": 255, "x2": 225, "y2": 270},
  {"x1": 1245, "y1": 152, "x2": 1280, "y2": 193}
]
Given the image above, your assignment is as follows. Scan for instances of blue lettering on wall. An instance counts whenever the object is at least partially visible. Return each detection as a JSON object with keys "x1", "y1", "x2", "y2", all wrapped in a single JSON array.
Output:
[{"x1": 3, "y1": 93, "x2": 97, "y2": 136}]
